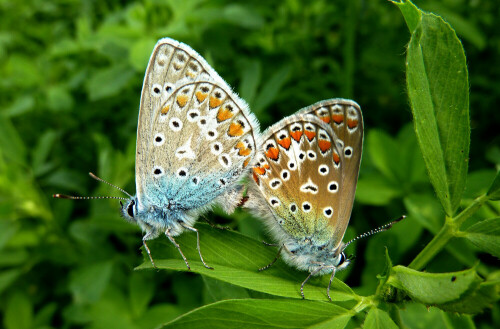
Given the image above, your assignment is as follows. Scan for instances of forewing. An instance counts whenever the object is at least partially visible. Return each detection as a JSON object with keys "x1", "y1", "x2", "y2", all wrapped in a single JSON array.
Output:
[{"x1": 136, "y1": 38, "x2": 229, "y2": 203}]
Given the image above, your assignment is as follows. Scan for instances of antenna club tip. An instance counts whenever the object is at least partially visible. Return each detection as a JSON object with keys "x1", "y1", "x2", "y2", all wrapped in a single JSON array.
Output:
[
  {"x1": 396, "y1": 215, "x2": 406, "y2": 222},
  {"x1": 53, "y1": 194, "x2": 69, "y2": 199}
]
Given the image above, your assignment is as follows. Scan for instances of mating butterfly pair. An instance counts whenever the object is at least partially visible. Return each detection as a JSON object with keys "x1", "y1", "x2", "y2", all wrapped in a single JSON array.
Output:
[{"x1": 55, "y1": 38, "x2": 399, "y2": 300}]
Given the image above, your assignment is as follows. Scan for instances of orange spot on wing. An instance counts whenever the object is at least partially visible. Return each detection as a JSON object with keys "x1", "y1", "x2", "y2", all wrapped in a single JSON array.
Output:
[
  {"x1": 253, "y1": 166, "x2": 266, "y2": 175},
  {"x1": 217, "y1": 107, "x2": 234, "y2": 122},
  {"x1": 161, "y1": 105, "x2": 170, "y2": 115},
  {"x1": 277, "y1": 137, "x2": 291, "y2": 150},
  {"x1": 304, "y1": 131, "x2": 316, "y2": 141},
  {"x1": 266, "y1": 147, "x2": 279, "y2": 160},
  {"x1": 347, "y1": 119, "x2": 358, "y2": 129},
  {"x1": 243, "y1": 158, "x2": 250, "y2": 168},
  {"x1": 263, "y1": 164, "x2": 270, "y2": 170},
  {"x1": 236, "y1": 142, "x2": 252, "y2": 156},
  {"x1": 333, "y1": 151, "x2": 340, "y2": 164},
  {"x1": 228, "y1": 122, "x2": 244, "y2": 137},
  {"x1": 318, "y1": 140, "x2": 331, "y2": 153},
  {"x1": 253, "y1": 172, "x2": 260, "y2": 184},
  {"x1": 332, "y1": 114, "x2": 344, "y2": 124},
  {"x1": 177, "y1": 95, "x2": 188, "y2": 107},
  {"x1": 209, "y1": 96, "x2": 222, "y2": 108},
  {"x1": 320, "y1": 115, "x2": 331, "y2": 124},
  {"x1": 196, "y1": 91, "x2": 208, "y2": 103},
  {"x1": 290, "y1": 131, "x2": 302, "y2": 142}
]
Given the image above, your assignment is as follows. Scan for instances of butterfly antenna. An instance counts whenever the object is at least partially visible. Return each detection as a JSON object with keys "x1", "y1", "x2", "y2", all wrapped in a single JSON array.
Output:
[
  {"x1": 342, "y1": 215, "x2": 405, "y2": 250},
  {"x1": 88, "y1": 172, "x2": 133, "y2": 198},
  {"x1": 53, "y1": 194, "x2": 129, "y2": 201},
  {"x1": 53, "y1": 172, "x2": 132, "y2": 201}
]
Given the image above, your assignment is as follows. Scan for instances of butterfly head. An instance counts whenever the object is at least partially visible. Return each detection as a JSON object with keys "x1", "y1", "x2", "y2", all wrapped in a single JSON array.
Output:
[{"x1": 120, "y1": 198, "x2": 138, "y2": 223}]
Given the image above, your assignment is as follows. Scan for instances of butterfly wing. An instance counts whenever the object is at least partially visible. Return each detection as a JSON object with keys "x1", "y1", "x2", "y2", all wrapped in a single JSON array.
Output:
[
  {"x1": 298, "y1": 99, "x2": 363, "y2": 246},
  {"x1": 249, "y1": 114, "x2": 346, "y2": 247},
  {"x1": 136, "y1": 38, "x2": 226, "y2": 203},
  {"x1": 136, "y1": 39, "x2": 259, "y2": 214}
]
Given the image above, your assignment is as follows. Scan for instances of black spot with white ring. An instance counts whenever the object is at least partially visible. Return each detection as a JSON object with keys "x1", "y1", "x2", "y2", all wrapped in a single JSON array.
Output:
[
  {"x1": 270, "y1": 179, "x2": 282, "y2": 190},
  {"x1": 270, "y1": 197, "x2": 280, "y2": 207},
  {"x1": 169, "y1": 117, "x2": 182, "y2": 131},
  {"x1": 328, "y1": 181, "x2": 339, "y2": 193},
  {"x1": 211, "y1": 142, "x2": 223, "y2": 155},
  {"x1": 153, "y1": 133, "x2": 165, "y2": 146},
  {"x1": 164, "y1": 83, "x2": 174, "y2": 94},
  {"x1": 281, "y1": 169, "x2": 290, "y2": 181},
  {"x1": 177, "y1": 167, "x2": 189, "y2": 179},
  {"x1": 307, "y1": 151, "x2": 317, "y2": 160},
  {"x1": 323, "y1": 207, "x2": 333, "y2": 218},
  {"x1": 288, "y1": 160, "x2": 297, "y2": 171},
  {"x1": 302, "y1": 202, "x2": 312, "y2": 213},
  {"x1": 344, "y1": 146, "x2": 353, "y2": 158},
  {"x1": 290, "y1": 203, "x2": 298, "y2": 213},
  {"x1": 152, "y1": 84, "x2": 162, "y2": 96},
  {"x1": 152, "y1": 166, "x2": 164, "y2": 177},
  {"x1": 318, "y1": 164, "x2": 329, "y2": 176}
]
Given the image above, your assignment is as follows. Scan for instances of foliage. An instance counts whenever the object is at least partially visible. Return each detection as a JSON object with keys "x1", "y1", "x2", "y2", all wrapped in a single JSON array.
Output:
[{"x1": 1, "y1": 0, "x2": 499, "y2": 328}]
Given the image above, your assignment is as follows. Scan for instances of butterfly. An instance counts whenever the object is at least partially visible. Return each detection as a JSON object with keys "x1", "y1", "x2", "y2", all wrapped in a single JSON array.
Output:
[
  {"x1": 55, "y1": 38, "x2": 260, "y2": 270},
  {"x1": 246, "y1": 99, "x2": 402, "y2": 300}
]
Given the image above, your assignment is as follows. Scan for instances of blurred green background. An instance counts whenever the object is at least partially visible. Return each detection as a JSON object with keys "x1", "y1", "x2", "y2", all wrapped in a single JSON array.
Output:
[{"x1": 1, "y1": 0, "x2": 499, "y2": 328}]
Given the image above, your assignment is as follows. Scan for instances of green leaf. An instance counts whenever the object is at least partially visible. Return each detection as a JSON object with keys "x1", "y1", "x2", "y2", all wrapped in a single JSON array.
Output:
[
  {"x1": 162, "y1": 299, "x2": 352, "y2": 329},
  {"x1": 463, "y1": 217, "x2": 500, "y2": 258},
  {"x1": 355, "y1": 175, "x2": 401, "y2": 206},
  {"x1": 202, "y1": 276, "x2": 250, "y2": 302},
  {"x1": 438, "y1": 280, "x2": 499, "y2": 314},
  {"x1": 86, "y1": 63, "x2": 136, "y2": 100},
  {"x1": 129, "y1": 271, "x2": 155, "y2": 318},
  {"x1": 253, "y1": 65, "x2": 291, "y2": 114},
  {"x1": 69, "y1": 261, "x2": 113, "y2": 303},
  {"x1": 137, "y1": 225, "x2": 357, "y2": 302},
  {"x1": 487, "y1": 171, "x2": 500, "y2": 200},
  {"x1": 387, "y1": 266, "x2": 480, "y2": 305},
  {"x1": 0, "y1": 268, "x2": 22, "y2": 295},
  {"x1": 4, "y1": 292, "x2": 33, "y2": 329},
  {"x1": 391, "y1": 0, "x2": 421, "y2": 33},
  {"x1": 405, "y1": 12, "x2": 470, "y2": 216},
  {"x1": 363, "y1": 308, "x2": 398, "y2": 329}
]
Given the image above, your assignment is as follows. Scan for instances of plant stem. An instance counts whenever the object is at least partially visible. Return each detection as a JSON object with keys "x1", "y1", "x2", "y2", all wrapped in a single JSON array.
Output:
[{"x1": 408, "y1": 194, "x2": 489, "y2": 270}]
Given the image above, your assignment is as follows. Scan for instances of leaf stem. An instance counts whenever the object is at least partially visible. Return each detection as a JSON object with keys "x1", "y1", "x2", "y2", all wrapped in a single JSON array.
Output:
[{"x1": 409, "y1": 194, "x2": 489, "y2": 270}]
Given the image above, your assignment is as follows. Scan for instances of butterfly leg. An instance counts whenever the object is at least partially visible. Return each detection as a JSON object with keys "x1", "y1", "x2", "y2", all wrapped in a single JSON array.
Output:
[
  {"x1": 300, "y1": 266, "x2": 324, "y2": 299},
  {"x1": 200, "y1": 215, "x2": 231, "y2": 231},
  {"x1": 142, "y1": 239, "x2": 157, "y2": 269},
  {"x1": 165, "y1": 229, "x2": 191, "y2": 270},
  {"x1": 326, "y1": 267, "x2": 337, "y2": 302},
  {"x1": 259, "y1": 245, "x2": 284, "y2": 271},
  {"x1": 182, "y1": 225, "x2": 214, "y2": 270}
]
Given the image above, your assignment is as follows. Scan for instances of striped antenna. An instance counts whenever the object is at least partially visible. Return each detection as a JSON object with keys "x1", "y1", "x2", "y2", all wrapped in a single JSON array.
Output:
[
  {"x1": 342, "y1": 215, "x2": 405, "y2": 251},
  {"x1": 53, "y1": 172, "x2": 132, "y2": 201}
]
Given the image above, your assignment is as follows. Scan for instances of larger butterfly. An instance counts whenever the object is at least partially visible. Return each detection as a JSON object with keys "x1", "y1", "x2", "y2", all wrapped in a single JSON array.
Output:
[
  {"x1": 56, "y1": 38, "x2": 260, "y2": 270},
  {"x1": 246, "y1": 99, "x2": 365, "y2": 299}
]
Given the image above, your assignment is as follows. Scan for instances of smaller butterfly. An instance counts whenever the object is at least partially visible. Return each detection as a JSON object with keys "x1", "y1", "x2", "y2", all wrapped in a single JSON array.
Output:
[
  {"x1": 245, "y1": 99, "x2": 403, "y2": 300},
  {"x1": 55, "y1": 38, "x2": 260, "y2": 270}
]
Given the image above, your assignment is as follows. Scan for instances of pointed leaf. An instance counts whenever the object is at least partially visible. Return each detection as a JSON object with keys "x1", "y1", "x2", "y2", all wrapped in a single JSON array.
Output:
[
  {"x1": 136, "y1": 225, "x2": 357, "y2": 302},
  {"x1": 487, "y1": 171, "x2": 500, "y2": 200},
  {"x1": 463, "y1": 217, "x2": 500, "y2": 258},
  {"x1": 405, "y1": 11, "x2": 470, "y2": 216},
  {"x1": 162, "y1": 299, "x2": 352, "y2": 329}
]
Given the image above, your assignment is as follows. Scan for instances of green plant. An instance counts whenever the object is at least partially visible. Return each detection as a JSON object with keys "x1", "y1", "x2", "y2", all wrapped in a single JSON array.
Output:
[{"x1": 0, "y1": 0, "x2": 498, "y2": 328}]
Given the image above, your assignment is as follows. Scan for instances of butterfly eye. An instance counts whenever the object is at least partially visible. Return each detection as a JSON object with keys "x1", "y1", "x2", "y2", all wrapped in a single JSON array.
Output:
[
  {"x1": 344, "y1": 147, "x2": 353, "y2": 158},
  {"x1": 127, "y1": 201, "x2": 135, "y2": 218},
  {"x1": 328, "y1": 181, "x2": 339, "y2": 193},
  {"x1": 318, "y1": 164, "x2": 329, "y2": 176}
]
